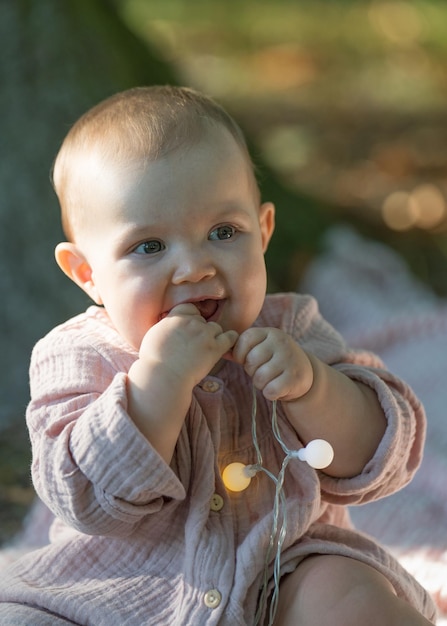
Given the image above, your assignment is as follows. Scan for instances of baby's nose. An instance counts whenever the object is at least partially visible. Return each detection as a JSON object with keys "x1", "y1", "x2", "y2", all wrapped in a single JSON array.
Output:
[{"x1": 171, "y1": 249, "x2": 216, "y2": 284}]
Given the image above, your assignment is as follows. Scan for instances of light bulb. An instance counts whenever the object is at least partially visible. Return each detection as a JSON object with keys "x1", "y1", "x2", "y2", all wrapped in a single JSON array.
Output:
[
  {"x1": 297, "y1": 439, "x2": 334, "y2": 469},
  {"x1": 222, "y1": 462, "x2": 256, "y2": 492}
]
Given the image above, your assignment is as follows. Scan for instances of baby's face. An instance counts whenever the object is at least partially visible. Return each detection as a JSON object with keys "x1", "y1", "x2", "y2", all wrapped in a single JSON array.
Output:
[{"x1": 75, "y1": 126, "x2": 275, "y2": 350}]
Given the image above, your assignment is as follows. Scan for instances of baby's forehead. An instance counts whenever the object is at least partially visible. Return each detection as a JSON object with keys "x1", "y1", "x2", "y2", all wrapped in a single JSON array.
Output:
[
  {"x1": 96, "y1": 141, "x2": 250, "y2": 204},
  {"x1": 65, "y1": 123, "x2": 258, "y2": 238},
  {"x1": 85, "y1": 122, "x2": 247, "y2": 177}
]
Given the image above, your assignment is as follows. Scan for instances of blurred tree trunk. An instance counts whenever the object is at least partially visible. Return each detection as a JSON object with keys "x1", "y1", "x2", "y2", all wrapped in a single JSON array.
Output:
[
  {"x1": 0, "y1": 0, "x2": 179, "y2": 430},
  {"x1": 0, "y1": 0, "x2": 330, "y2": 433}
]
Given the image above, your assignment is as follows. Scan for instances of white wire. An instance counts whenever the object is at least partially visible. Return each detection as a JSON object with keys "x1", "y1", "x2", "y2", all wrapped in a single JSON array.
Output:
[{"x1": 251, "y1": 388, "x2": 298, "y2": 626}]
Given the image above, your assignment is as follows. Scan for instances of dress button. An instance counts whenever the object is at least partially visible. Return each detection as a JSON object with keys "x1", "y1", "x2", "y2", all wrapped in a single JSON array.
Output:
[
  {"x1": 210, "y1": 493, "x2": 224, "y2": 512},
  {"x1": 201, "y1": 380, "x2": 220, "y2": 393},
  {"x1": 204, "y1": 588, "x2": 222, "y2": 609}
]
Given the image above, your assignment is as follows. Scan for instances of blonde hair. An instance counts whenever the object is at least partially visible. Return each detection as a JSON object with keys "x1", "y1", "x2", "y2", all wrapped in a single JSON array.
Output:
[{"x1": 52, "y1": 85, "x2": 255, "y2": 241}]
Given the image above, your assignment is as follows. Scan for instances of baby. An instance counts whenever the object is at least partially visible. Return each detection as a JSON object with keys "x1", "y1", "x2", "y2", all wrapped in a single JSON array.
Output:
[{"x1": 0, "y1": 86, "x2": 436, "y2": 625}]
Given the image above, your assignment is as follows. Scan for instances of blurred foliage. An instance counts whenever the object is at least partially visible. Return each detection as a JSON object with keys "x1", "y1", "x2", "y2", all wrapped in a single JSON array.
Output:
[{"x1": 115, "y1": 0, "x2": 447, "y2": 294}]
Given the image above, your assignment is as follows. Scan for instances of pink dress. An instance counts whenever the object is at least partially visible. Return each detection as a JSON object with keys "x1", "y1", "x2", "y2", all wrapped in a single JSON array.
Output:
[{"x1": 0, "y1": 294, "x2": 436, "y2": 624}]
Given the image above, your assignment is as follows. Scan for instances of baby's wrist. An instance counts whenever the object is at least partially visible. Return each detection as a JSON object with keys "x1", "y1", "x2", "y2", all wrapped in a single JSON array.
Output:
[{"x1": 129, "y1": 355, "x2": 193, "y2": 393}]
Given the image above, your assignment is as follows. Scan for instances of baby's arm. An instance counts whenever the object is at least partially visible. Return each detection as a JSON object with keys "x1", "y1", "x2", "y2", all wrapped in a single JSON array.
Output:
[
  {"x1": 232, "y1": 327, "x2": 386, "y2": 478},
  {"x1": 127, "y1": 303, "x2": 238, "y2": 464},
  {"x1": 27, "y1": 304, "x2": 236, "y2": 536}
]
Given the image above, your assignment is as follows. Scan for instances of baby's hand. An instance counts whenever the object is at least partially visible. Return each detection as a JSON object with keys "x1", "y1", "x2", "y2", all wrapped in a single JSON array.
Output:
[
  {"x1": 128, "y1": 304, "x2": 237, "y2": 462},
  {"x1": 138, "y1": 303, "x2": 238, "y2": 387},
  {"x1": 231, "y1": 327, "x2": 313, "y2": 401}
]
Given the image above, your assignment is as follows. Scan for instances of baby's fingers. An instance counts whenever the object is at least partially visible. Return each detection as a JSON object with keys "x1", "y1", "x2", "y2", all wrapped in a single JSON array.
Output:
[
  {"x1": 218, "y1": 329, "x2": 239, "y2": 356},
  {"x1": 231, "y1": 328, "x2": 270, "y2": 366},
  {"x1": 247, "y1": 359, "x2": 286, "y2": 399},
  {"x1": 259, "y1": 371, "x2": 295, "y2": 401},
  {"x1": 167, "y1": 302, "x2": 203, "y2": 318}
]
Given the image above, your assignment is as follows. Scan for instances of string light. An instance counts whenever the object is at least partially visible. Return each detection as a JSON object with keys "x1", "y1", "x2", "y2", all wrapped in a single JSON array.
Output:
[
  {"x1": 297, "y1": 438, "x2": 334, "y2": 469},
  {"x1": 221, "y1": 387, "x2": 334, "y2": 626},
  {"x1": 222, "y1": 462, "x2": 257, "y2": 492},
  {"x1": 221, "y1": 439, "x2": 333, "y2": 491}
]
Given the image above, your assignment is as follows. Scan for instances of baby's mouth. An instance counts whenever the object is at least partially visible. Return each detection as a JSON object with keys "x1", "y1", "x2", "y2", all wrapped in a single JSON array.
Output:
[
  {"x1": 159, "y1": 299, "x2": 222, "y2": 322},
  {"x1": 193, "y1": 299, "x2": 220, "y2": 321}
]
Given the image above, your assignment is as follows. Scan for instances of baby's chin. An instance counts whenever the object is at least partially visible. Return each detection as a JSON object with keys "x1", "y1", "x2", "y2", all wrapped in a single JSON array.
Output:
[{"x1": 121, "y1": 326, "x2": 154, "y2": 354}]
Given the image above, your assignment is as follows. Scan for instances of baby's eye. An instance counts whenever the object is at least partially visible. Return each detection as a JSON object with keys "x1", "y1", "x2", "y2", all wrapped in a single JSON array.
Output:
[
  {"x1": 134, "y1": 240, "x2": 166, "y2": 255},
  {"x1": 209, "y1": 225, "x2": 236, "y2": 241}
]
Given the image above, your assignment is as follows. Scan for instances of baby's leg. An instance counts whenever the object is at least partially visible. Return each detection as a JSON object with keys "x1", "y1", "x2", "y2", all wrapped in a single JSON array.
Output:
[
  {"x1": 273, "y1": 554, "x2": 434, "y2": 626},
  {"x1": 0, "y1": 603, "x2": 79, "y2": 625}
]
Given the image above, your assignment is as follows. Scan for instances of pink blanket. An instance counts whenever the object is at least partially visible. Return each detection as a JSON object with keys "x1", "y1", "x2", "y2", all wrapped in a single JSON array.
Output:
[{"x1": 302, "y1": 227, "x2": 447, "y2": 623}]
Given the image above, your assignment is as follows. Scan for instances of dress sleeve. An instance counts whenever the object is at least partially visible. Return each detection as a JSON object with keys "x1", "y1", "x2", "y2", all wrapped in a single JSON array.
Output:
[
  {"x1": 283, "y1": 293, "x2": 427, "y2": 505},
  {"x1": 318, "y1": 359, "x2": 426, "y2": 505},
  {"x1": 26, "y1": 327, "x2": 186, "y2": 537}
]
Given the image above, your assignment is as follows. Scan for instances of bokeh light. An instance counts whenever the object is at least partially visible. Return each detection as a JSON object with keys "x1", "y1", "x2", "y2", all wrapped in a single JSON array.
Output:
[{"x1": 382, "y1": 184, "x2": 446, "y2": 231}]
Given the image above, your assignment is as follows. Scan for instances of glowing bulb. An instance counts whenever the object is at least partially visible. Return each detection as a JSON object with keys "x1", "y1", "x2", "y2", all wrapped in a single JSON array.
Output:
[
  {"x1": 297, "y1": 439, "x2": 334, "y2": 469},
  {"x1": 222, "y1": 462, "x2": 256, "y2": 492}
]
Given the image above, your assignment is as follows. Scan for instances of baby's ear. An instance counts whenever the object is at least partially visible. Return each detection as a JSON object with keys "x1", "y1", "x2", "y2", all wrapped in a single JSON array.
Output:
[
  {"x1": 54, "y1": 242, "x2": 103, "y2": 304},
  {"x1": 259, "y1": 201, "x2": 275, "y2": 253}
]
